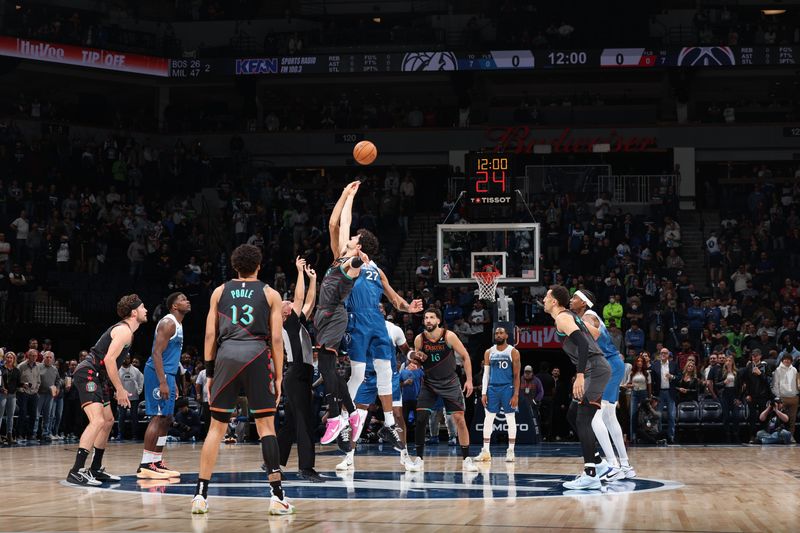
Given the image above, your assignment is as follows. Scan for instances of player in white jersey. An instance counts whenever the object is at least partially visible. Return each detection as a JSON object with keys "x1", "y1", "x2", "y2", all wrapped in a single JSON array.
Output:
[
  {"x1": 475, "y1": 326, "x2": 521, "y2": 463},
  {"x1": 570, "y1": 289, "x2": 636, "y2": 481}
]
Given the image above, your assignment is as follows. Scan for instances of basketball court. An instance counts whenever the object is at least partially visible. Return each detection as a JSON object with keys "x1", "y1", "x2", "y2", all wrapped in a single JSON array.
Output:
[{"x1": 6, "y1": 441, "x2": 798, "y2": 532}]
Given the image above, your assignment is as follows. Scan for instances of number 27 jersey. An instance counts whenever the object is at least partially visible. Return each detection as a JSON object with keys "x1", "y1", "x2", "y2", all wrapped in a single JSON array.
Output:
[{"x1": 218, "y1": 280, "x2": 270, "y2": 343}]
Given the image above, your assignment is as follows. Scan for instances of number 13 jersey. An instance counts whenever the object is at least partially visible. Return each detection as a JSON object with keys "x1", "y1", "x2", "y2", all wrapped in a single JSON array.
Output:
[{"x1": 218, "y1": 280, "x2": 270, "y2": 344}]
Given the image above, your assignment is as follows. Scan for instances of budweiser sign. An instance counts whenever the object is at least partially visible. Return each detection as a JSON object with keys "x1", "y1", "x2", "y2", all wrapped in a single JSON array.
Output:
[
  {"x1": 486, "y1": 126, "x2": 657, "y2": 154},
  {"x1": 516, "y1": 325, "x2": 563, "y2": 350},
  {"x1": 0, "y1": 36, "x2": 169, "y2": 77}
]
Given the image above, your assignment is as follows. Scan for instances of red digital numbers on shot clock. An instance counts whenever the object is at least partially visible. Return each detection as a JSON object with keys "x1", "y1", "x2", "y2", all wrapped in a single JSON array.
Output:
[{"x1": 466, "y1": 153, "x2": 513, "y2": 201}]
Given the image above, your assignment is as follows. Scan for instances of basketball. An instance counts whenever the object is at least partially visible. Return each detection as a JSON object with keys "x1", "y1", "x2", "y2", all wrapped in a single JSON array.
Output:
[{"x1": 353, "y1": 140, "x2": 378, "y2": 165}]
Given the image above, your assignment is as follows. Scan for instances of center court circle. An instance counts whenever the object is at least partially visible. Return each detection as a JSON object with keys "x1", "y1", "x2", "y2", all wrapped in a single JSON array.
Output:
[{"x1": 84, "y1": 471, "x2": 682, "y2": 500}]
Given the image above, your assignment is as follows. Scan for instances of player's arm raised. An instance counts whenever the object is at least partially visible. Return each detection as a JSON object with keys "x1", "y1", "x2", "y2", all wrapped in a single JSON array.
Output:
[
  {"x1": 301, "y1": 265, "x2": 317, "y2": 318},
  {"x1": 104, "y1": 325, "x2": 134, "y2": 408},
  {"x1": 337, "y1": 182, "x2": 359, "y2": 256},
  {"x1": 203, "y1": 286, "x2": 223, "y2": 389},
  {"x1": 328, "y1": 181, "x2": 359, "y2": 257},
  {"x1": 481, "y1": 348, "x2": 491, "y2": 407},
  {"x1": 555, "y1": 312, "x2": 588, "y2": 399},
  {"x1": 266, "y1": 287, "x2": 285, "y2": 402},
  {"x1": 292, "y1": 256, "x2": 306, "y2": 316},
  {"x1": 448, "y1": 330, "x2": 473, "y2": 397},
  {"x1": 511, "y1": 347, "x2": 521, "y2": 409},
  {"x1": 152, "y1": 317, "x2": 177, "y2": 401},
  {"x1": 378, "y1": 268, "x2": 423, "y2": 313}
]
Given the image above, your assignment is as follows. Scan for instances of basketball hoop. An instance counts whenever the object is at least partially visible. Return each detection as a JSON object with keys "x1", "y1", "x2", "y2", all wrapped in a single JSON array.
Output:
[{"x1": 473, "y1": 271, "x2": 501, "y2": 302}]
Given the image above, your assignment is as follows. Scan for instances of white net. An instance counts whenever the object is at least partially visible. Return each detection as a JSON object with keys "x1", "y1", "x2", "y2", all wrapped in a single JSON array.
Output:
[{"x1": 473, "y1": 272, "x2": 501, "y2": 302}]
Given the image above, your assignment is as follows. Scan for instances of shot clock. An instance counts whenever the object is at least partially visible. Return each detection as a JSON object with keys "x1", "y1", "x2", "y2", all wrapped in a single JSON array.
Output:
[{"x1": 464, "y1": 152, "x2": 515, "y2": 209}]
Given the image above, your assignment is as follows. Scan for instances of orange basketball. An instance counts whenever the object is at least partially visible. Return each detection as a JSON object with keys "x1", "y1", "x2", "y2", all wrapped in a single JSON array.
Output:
[{"x1": 353, "y1": 140, "x2": 378, "y2": 165}]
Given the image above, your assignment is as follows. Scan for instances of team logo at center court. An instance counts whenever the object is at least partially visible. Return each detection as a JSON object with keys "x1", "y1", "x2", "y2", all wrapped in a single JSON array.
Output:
[
  {"x1": 402, "y1": 52, "x2": 458, "y2": 72},
  {"x1": 82, "y1": 470, "x2": 681, "y2": 500},
  {"x1": 85, "y1": 382, "x2": 97, "y2": 392}
]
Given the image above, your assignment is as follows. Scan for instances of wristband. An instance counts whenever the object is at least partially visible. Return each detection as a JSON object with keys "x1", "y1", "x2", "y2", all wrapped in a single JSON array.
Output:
[
  {"x1": 205, "y1": 359, "x2": 215, "y2": 378},
  {"x1": 407, "y1": 350, "x2": 416, "y2": 361}
]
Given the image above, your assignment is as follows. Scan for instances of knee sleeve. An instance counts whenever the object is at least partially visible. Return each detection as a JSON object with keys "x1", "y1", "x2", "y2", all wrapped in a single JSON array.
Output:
[
  {"x1": 415, "y1": 409, "x2": 431, "y2": 445},
  {"x1": 601, "y1": 402, "x2": 617, "y2": 428},
  {"x1": 261, "y1": 435, "x2": 281, "y2": 475},
  {"x1": 576, "y1": 403, "x2": 598, "y2": 462},
  {"x1": 347, "y1": 360, "x2": 366, "y2": 401},
  {"x1": 373, "y1": 358, "x2": 393, "y2": 396},
  {"x1": 505, "y1": 413, "x2": 517, "y2": 440},
  {"x1": 483, "y1": 412, "x2": 496, "y2": 441}
]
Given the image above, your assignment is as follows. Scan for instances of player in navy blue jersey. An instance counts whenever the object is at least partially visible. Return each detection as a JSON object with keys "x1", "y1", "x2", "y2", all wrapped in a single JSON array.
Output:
[
  {"x1": 475, "y1": 326, "x2": 521, "y2": 463},
  {"x1": 138, "y1": 292, "x2": 191, "y2": 480},
  {"x1": 192, "y1": 244, "x2": 292, "y2": 515}
]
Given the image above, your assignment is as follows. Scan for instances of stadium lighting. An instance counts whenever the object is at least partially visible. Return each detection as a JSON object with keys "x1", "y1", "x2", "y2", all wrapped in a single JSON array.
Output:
[{"x1": 761, "y1": 9, "x2": 786, "y2": 15}]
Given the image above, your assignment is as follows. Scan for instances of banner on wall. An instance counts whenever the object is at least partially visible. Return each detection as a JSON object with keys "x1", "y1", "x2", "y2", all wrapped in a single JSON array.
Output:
[{"x1": 0, "y1": 36, "x2": 169, "y2": 77}]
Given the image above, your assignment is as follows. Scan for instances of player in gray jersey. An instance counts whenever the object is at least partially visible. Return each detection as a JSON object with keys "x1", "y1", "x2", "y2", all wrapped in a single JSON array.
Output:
[
  {"x1": 315, "y1": 181, "x2": 371, "y2": 447},
  {"x1": 66, "y1": 294, "x2": 147, "y2": 487},
  {"x1": 192, "y1": 244, "x2": 293, "y2": 516},
  {"x1": 544, "y1": 285, "x2": 611, "y2": 490}
]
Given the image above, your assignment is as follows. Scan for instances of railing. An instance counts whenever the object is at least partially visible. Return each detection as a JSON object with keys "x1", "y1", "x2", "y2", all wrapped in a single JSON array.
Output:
[{"x1": 597, "y1": 174, "x2": 677, "y2": 204}]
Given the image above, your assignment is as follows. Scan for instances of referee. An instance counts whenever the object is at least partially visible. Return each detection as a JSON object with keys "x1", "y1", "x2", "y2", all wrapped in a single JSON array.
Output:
[{"x1": 277, "y1": 257, "x2": 324, "y2": 483}]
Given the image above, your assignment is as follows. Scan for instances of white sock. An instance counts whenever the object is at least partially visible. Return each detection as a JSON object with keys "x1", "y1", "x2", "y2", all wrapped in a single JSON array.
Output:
[
  {"x1": 591, "y1": 409, "x2": 619, "y2": 468},
  {"x1": 153, "y1": 453, "x2": 162, "y2": 463},
  {"x1": 482, "y1": 442, "x2": 490, "y2": 452},
  {"x1": 141, "y1": 451, "x2": 156, "y2": 464},
  {"x1": 601, "y1": 401, "x2": 629, "y2": 466},
  {"x1": 400, "y1": 448, "x2": 409, "y2": 459},
  {"x1": 346, "y1": 449, "x2": 354, "y2": 460},
  {"x1": 508, "y1": 442, "x2": 515, "y2": 452},
  {"x1": 384, "y1": 411, "x2": 395, "y2": 427}
]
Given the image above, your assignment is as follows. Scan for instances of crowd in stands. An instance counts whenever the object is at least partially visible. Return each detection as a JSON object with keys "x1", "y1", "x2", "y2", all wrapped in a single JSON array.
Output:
[{"x1": 691, "y1": 7, "x2": 800, "y2": 47}]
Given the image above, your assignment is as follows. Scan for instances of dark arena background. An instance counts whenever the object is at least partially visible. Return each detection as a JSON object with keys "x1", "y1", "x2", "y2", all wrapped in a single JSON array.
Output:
[{"x1": 1, "y1": 1, "x2": 799, "y2": 532}]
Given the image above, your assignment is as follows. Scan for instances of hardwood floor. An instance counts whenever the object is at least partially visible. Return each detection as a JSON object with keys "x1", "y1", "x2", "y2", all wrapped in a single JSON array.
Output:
[{"x1": 3, "y1": 441, "x2": 799, "y2": 532}]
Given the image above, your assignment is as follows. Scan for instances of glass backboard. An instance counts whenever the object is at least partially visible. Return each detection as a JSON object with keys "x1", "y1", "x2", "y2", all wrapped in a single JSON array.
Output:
[{"x1": 437, "y1": 223, "x2": 540, "y2": 285}]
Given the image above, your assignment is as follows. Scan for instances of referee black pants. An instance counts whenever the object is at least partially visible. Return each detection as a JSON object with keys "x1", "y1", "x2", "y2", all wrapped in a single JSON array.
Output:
[{"x1": 277, "y1": 363, "x2": 316, "y2": 471}]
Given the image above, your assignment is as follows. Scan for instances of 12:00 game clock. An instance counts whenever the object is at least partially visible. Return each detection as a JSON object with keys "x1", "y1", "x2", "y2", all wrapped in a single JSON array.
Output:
[{"x1": 465, "y1": 152, "x2": 515, "y2": 206}]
